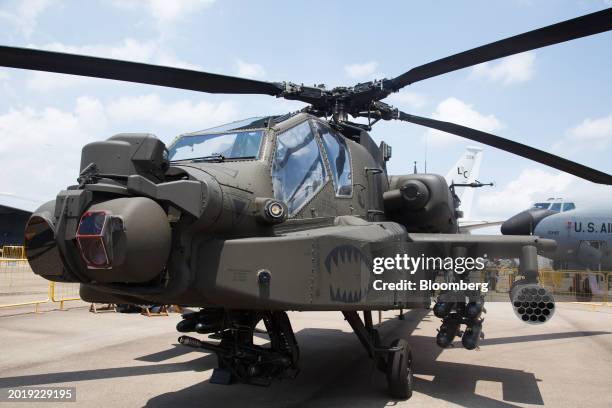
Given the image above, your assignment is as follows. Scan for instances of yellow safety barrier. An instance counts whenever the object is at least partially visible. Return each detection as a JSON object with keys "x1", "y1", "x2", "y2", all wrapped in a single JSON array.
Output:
[
  {"x1": 49, "y1": 281, "x2": 81, "y2": 310},
  {"x1": 1, "y1": 245, "x2": 25, "y2": 259},
  {"x1": 539, "y1": 269, "x2": 608, "y2": 304},
  {"x1": 1, "y1": 258, "x2": 82, "y2": 312},
  {"x1": 478, "y1": 268, "x2": 516, "y2": 301},
  {"x1": 0, "y1": 258, "x2": 50, "y2": 312}
]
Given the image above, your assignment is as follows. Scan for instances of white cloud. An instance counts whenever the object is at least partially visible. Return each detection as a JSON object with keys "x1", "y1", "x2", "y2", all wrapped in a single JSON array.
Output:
[
  {"x1": 106, "y1": 94, "x2": 238, "y2": 130},
  {"x1": 0, "y1": 71, "x2": 10, "y2": 81},
  {"x1": 471, "y1": 51, "x2": 536, "y2": 85},
  {"x1": 385, "y1": 91, "x2": 428, "y2": 109},
  {"x1": 344, "y1": 61, "x2": 382, "y2": 80},
  {"x1": 0, "y1": 0, "x2": 54, "y2": 37},
  {"x1": 0, "y1": 98, "x2": 103, "y2": 200},
  {"x1": 555, "y1": 113, "x2": 612, "y2": 151},
  {"x1": 148, "y1": 0, "x2": 215, "y2": 24},
  {"x1": 35, "y1": 39, "x2": 157, "y2": 61},
  {"x1": 236, "y1": 59, "x2": 266, "y2": 79},
  {"x1": 111, "y1": 0, "x2": 215, "y2": 27},
  {"x1": 425, "y1": 97, "x2": 503, "y2": 146},
  {"x1": 476, "y1": 169, "x2": 574, "y2": 219},
  {"x1": 25, "y1": 39, "x2": 200, "y2": 92},
  {"x1": 0, "y1": 94, "x2": 239, "y2": 200}
]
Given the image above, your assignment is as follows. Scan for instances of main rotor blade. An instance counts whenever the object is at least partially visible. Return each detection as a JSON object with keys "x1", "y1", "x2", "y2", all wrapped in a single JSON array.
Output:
[
  {"x1": 0, "y1": 46, "x2": 284, "y2": 95},
  {"x1": 396, "y1": 111, "x2": 612, "y2": 185},
  {"x1": 388, "y1": 8, "x2": 612, "y2": 91}
]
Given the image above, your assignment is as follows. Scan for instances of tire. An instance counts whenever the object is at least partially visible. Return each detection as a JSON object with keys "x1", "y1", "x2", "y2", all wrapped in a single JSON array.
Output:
[{"x1": 386, "y1": 338, "x2": 413, "y2": 400}]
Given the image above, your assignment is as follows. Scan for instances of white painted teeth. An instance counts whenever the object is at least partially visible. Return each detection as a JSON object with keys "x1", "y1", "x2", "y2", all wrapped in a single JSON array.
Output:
[{"x1": 330, "y1": 286, "x2": 365, "y2": 303}]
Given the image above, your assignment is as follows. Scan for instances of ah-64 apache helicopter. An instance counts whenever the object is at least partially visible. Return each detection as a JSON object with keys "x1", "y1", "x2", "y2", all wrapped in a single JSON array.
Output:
[{"x1": 4, "y1": 8, "x2": 612, "y2": 400}]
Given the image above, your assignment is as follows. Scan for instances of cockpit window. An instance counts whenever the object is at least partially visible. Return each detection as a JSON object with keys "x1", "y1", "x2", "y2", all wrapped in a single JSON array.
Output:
[
  {"x1": 272, "y1": 121, "x2": 327, "y2": 215},
  {"x1": 533, "y1": 203, "x2": 550, "y2": 210},
  {"x1": 198, "y1": 117, "x2": 269, "y2": 133},
  {"x1": 168, "y1": 130, "x2": 264, "y2": 162},
  {"x1": 562, "y1": 202, "x2": 576, "y2": 212},
  {"x1": 315, "y1": 122, "x2": 353, "y2": 197},
  {"x1": 550, "y1": 203, "x2": 562, "y2": 212}
]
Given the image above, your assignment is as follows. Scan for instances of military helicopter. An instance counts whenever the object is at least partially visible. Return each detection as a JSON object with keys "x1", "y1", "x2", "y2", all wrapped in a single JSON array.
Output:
[{"x1": 5, "y1": 8, "x2": 612, "y2": 400}]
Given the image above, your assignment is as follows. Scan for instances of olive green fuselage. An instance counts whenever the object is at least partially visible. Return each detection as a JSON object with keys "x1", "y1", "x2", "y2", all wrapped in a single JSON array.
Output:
[{"x1": 27, "y1": 113, "x2": 550, "y2": 311}]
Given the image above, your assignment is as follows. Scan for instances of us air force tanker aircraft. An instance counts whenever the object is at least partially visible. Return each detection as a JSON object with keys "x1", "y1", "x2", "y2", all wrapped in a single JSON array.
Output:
[{"x1": 502, "y1": 198, "x2": 612, "y2": 270}]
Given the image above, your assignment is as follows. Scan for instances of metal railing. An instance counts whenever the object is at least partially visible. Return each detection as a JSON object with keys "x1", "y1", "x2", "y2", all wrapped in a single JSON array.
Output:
[
  {"x1": 49, "y1": 281, "x2": 81, "y2": 310},
  {"x1": 0, "y1": 258, "x2": 81, "y2": 312},
  {"x1": 0, "y1": 258, "x2": 51, "y2": 312},
  {"x1": 1, "y1": 245, "x2": 25, "y2": 259}
]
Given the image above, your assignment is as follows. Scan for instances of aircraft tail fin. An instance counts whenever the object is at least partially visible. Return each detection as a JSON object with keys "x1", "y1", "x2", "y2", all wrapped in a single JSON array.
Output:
[{"x1": 445, "y1": 146, "x2": 483, "y2": 220}]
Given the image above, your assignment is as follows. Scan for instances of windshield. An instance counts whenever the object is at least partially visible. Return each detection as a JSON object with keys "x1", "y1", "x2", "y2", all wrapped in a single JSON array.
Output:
[
  {"x1": 168, "y1": 130, "x2": 264, "y2": 162},
  {"x1": 532, "y1": 202, "x2": 550, "y2": 210}
]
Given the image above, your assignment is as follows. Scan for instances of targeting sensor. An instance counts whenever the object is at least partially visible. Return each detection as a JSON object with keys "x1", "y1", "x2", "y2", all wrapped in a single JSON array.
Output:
[{"x1": 76, "y1": 211, "x2": 123, "y2": 269}]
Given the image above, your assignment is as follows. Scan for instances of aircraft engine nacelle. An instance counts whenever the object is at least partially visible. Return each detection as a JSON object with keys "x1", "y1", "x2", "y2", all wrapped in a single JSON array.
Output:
[{"x1": 384, "y1": 174, "x2": 457, "y2": 233}]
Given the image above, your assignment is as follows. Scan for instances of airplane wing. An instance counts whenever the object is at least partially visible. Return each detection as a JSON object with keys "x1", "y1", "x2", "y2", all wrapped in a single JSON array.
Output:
[{"x1": 458, "y1": 220, "x2": 503, "y2": 233}]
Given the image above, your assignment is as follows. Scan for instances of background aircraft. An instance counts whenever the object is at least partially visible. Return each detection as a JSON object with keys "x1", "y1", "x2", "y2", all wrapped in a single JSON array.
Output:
[
  {"x1": 443, "y1": 147, "x2": 502, "y2": 233},
  {"x1": 445, "y1": 146, "x2": 483, "y2": 221},
  {"x1": 502, "y1": 198, "x2": 611, "y2": 270}
]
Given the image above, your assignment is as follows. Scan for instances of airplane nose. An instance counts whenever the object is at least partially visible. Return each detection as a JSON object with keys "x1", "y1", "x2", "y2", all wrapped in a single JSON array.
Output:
[{"x1": 501, "y1": 209, "x2": 556, "y2": 235}]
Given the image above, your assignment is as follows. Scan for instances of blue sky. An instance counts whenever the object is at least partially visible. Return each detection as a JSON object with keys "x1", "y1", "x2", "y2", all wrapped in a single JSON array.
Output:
[{"x1": 1, "y1": 0, "x2": 611, "y2": 221}]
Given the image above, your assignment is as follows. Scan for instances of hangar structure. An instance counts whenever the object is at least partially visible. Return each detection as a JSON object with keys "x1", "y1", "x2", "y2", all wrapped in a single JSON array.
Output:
[{"x1": 0, "y1": 193, "x2": 39, "y2": 248}]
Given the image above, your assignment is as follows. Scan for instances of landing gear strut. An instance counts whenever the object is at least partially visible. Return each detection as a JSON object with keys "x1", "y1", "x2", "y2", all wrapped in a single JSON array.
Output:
[
  {"x1": 178, "y1": 309, "x2": 413, "y2": 399},
  {"x1": 178, "y1": 310, "x2": 299, "y2": 386},
  {"x1": 343, "y1": 311, "x2": 414, "y2": 400}
]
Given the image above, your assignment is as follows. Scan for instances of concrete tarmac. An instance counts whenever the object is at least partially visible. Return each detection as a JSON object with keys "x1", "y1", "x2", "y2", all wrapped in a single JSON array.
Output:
[{"x1": 0, "y1": 303, "x2": 611, "y2": 407}]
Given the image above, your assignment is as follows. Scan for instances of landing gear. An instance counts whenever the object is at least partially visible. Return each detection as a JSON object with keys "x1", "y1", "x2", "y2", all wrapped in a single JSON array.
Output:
[
  {"x1": 178, "y1": 310, "x2": 299, "y2": 386},
  {"x1": 343, "y1": 311, "x2": 414, "y2": 400},
  {"x1": 178, "y1": 308, "x2": 414, "y2": 399},
  {"x1": 387, "y1": 339, "x2": 413, "y2": 399}
]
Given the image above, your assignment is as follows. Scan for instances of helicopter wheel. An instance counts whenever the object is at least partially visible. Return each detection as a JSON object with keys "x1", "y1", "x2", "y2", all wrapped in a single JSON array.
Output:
[{"x1": 386, "y1": 338, "x2": 413, "y2": 400}]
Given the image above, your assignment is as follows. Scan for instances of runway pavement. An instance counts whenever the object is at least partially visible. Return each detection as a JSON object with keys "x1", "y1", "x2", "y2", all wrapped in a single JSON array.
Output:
[{"x1": 0, "y1": 303, "x2": 611, "y2": 407}]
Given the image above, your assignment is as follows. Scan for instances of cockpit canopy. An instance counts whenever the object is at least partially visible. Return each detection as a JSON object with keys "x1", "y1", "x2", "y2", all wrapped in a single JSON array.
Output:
[
  {"x1": 166, "y1": 114, "x2": 356, "y2": 218},
  {"x1": 531, "y1": 198, "x2": 575, "y2": 213},
  {"x1": 272, "y1": 119, "x2": 353, "y2": 215},
  {"x1": 168, "y1": 117, "x2": 273, "y2": 162}
]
